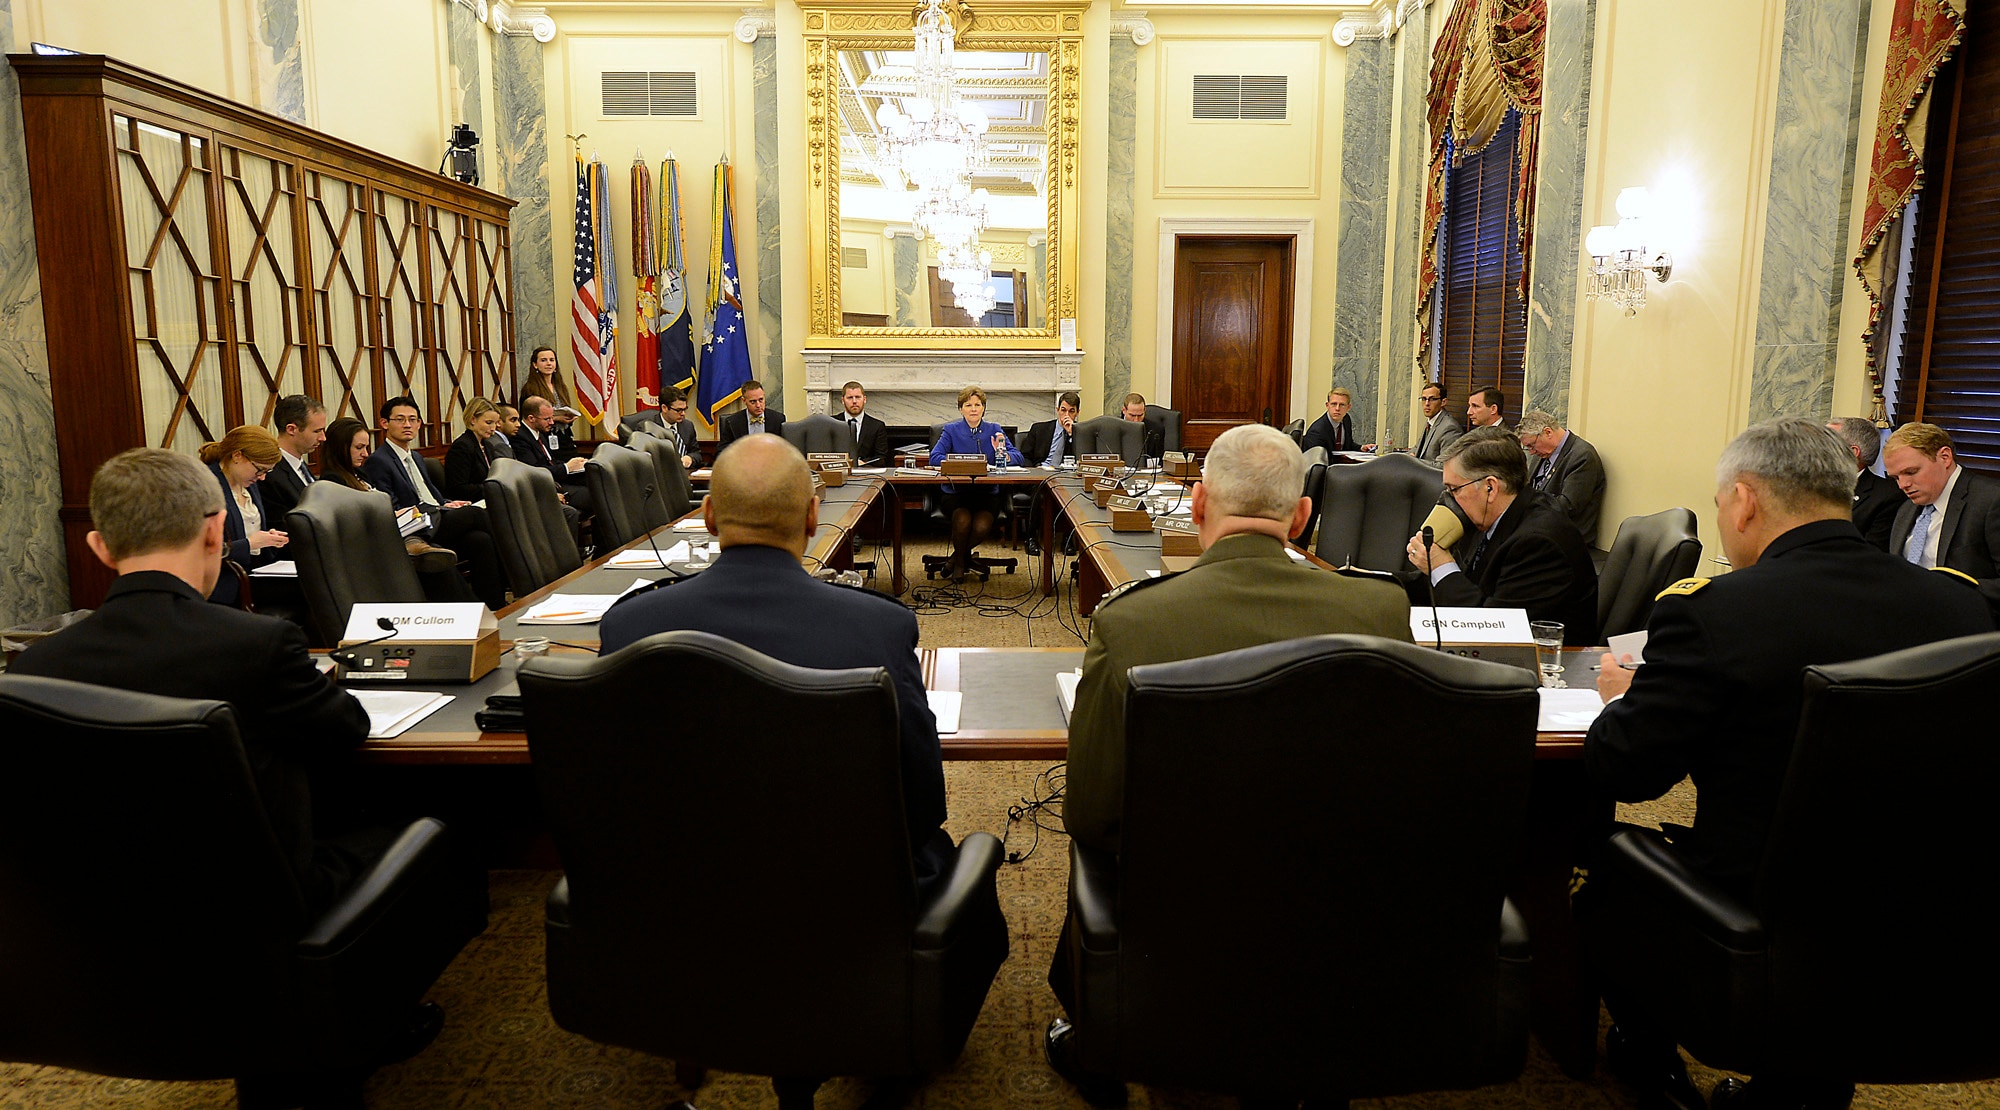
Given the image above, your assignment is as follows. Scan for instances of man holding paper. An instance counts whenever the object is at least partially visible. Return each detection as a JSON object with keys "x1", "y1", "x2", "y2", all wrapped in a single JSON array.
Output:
[
  {"x1": 1577, "y1": 419, "x2": 1991, "y2": 1110},
  {"x1": 597, "y1": 435, "x2": 952, "y2": 887}
]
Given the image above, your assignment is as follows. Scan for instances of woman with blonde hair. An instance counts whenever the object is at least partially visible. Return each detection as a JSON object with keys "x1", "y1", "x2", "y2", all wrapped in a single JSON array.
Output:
[
  {"x1": 444, "y1": 398, "x2": 504, "y2": 502},
  {"x1": 198, "y1": 425, "x2": 288, "y2": 605}
]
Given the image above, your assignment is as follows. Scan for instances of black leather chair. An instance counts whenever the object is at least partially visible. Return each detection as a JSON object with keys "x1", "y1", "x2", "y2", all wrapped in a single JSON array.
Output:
[
  {"x1": 1054, "y1": 635, "x2": 1535, "y2": 1106},
  {"x1": 1313, "y1": 452, "x2": 1443, "y2": 571},
  {"x1": 286, "y1": 481, "x2": 427, "y2": 647},
  {"x1": 1596, "y1": 507, "x2": 1702, "y2": 639},
  {"x1": 625, "y1": 431, "x2": 695, "y2": 520},
  {"x1": 618, "y1": 411, "x2": 667, "y2": 441},
  {"x1": 1284, "y1": 417, "x2": 1306, "y2": 445},
  {"x1": 0, "y1": 674, "x2": 487, "y2": 1108},
  {"x1": 1580, "y1": 632, "x2": 2000, "y2": 1097},
  {"x1": 483, "y1": 458, "x2": 584, "y2": 597},
  {"x1": 1143, "y1": 404, "x2": 1183, "y2": 456},
  {"x1": 518, "y1": 631, "x2": 1010, "y2": 1109},
  {"x1": 584, "y1": 442, "x2": 671, "y2": 552},
  {"x1": 1072, "y1": 415, "x2": 1145, "y2": 467},
  {"x1": 1291, "y1": 454, "x2": 1330, "y2": 546},
  {"x1": 782, "y1": 412, "x2": 855, "y2": 457}
]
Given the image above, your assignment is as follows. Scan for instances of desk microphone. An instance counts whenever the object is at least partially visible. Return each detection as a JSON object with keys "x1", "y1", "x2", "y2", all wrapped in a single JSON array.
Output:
[
  {"x1": 332, "y1": 617, "x2": 399, "y2": 666},
  {"x1": 639, "y1": 484, "x2": 685, "y2": 577},
  {"x1": 1420, "y1": 525, "x2": 1443, "y2": 652}
]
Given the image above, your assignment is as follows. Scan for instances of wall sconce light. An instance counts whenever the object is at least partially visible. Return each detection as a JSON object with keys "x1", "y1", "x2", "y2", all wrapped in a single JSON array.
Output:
[{"x1": 1585, "y1": 187, "x2": 1673, "y2": 316}]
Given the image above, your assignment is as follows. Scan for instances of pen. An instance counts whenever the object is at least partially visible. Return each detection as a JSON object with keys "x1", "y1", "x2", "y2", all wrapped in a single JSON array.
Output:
[{"x1": 532, "y1": 611, "x2": 591, "y2": 619}]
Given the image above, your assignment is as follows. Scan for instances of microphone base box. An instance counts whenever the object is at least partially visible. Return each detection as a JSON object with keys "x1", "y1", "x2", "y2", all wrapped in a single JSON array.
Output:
[
  {"x1": 1093, "y1": 484, "x2": 1119, "y2": 507},
  {"x1": 819, "y1": 468, "x2": 848, "y2": 487},
  {"x1": 1428, "y1": 642, "x2": 1540, "y2": 677},
  {"x1": 338, "y1": 631, "x2": 500, "y2": 684},
  {"x1": 1110, "y1": 507, "x2": 1152, "y2": 532},
  {"x1": 940, "y1": 458, "x2": 988, "y2": 477},
  {"x1": 1165, "y1": 457, "x2": 1201, "y2": 479},
  {"x1": 1158, "y1": 528, "x2": 1201, "y2": 557}
]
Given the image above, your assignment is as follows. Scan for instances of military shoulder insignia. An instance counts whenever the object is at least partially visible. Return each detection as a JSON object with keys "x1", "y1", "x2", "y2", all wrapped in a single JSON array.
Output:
[
  {"x1": 1333, "y1": 564, "x2": 1401, "y2": 585},
  {"x1": 1654, "y1": 577, "x2": 1711, "y2": 601},
  {"x1": 1098, "y1": 571, "x2": 1178, "y2": 610},
  {"x1": 1931, "y1": 566, "x2": 1980, "y2": 587}
]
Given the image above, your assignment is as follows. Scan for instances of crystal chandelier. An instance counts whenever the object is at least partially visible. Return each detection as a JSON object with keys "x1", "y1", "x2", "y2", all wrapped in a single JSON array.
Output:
[
  {"x1": 1583, "y1": 187, "x2": 1673, "y2": 316},
  {"x1": 873, "y1": 0, "x2": 988, "y2": 194},
  {"x1": 937, "y1": 241, "x2": 992, "y2": 287},
  {"x1": 912, "y1": 182, "x2": 990, "y2": 247},
  {"x1": 954, "y1": 280, "x2": 999, "y2": 318}
]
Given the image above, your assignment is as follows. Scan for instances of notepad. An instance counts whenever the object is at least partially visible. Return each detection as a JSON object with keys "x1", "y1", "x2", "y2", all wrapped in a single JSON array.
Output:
[
  {"x1": 250, "y1": 560, "x2": 298, "y2": 577},
  {"x1": 606, "y1": 542, "x2": 690, "y2": 568},
  {"x1": 928, "y1": 690, "x2": 962, "y2": 735},
  {"x1": 352, "y1": 690, "x2": 455, "y2": 739},
  {"x1": 1537, "y1": 688, "x2": 1606, "y2": 732},
  {"x1": 1056, "y1": 670, "x2": 1081, "y2": 724}
]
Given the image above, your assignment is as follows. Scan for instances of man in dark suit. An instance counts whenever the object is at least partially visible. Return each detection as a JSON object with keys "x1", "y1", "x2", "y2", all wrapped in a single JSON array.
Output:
[
  {"x1": 512, "y1": 395, "x2": 596, "y2": 519},
  {"x1": 487, "y1": 402, "x2": 520, "y2": 462},
  {"x1": 10, "y1": 448, "x2": 375, "y2": 916},
  {"x1": 1517, "y1": 409, "x2": 1608, "y2": 546},
  {"x1": 1118, "y1": 392, "x2": 1166, "y2": 459},
  {"x1": 1884, "y1": 422, "x2": 2000, "y2": 622},
  {"x1": 1405, "y1": 426, "x2": 1599, "y2": 643},
  {"x1": 1580, "y1": 418, "x2": 1993, "y2": 1110},
  {"x1": 1828, "y1": 416, "x2": 1898, "y2": 550},
  {"x1": 835, "y1": 380, "x2": 890, "y2": 465},
  {"x1": 716, "y1": 379, "x2": 785, "y2": 450},
  {"x1": 1021, "y1": 391, "x2": 1083, "y2": 558},
  {"x1": 1466, "y1": 385, "x2": 1508, "y2": 432},
  {"x1": 263, "y1": 393, "x2": 327, "y2": 526},
  {"x1": 361, "y1": 396, "x2": 508, "y2": 608},
  {"x1": 1300, "y1": 387, "x2": 1375, "y2": 454},
  {"x1": 1414, "y1": 381, "x2": 1464, "y2": 462},
  {"x1": 598, "y1": 433, "x2": 951, "y2": 886},
  {"x1": 656, "y1": 386, "x2": 701, "y2": 472}
]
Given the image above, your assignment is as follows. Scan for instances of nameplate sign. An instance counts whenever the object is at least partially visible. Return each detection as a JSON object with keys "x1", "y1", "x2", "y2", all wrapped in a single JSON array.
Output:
[
  {"x1": 344, "y1": 603, "x2": 493, "y2": 644},
  {"x1": 1411, "y1": 607, "x2": 1532, "y2": 644}
]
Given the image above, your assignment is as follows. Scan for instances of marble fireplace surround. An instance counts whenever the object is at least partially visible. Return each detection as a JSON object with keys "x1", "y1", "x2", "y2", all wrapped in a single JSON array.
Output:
[{"x1": 801, "y1": 348, "x2": 1086, "y2": 433}]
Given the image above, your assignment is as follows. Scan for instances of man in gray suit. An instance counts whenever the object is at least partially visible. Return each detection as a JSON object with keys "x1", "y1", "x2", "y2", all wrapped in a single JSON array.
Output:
[
  {"x1": 1414, "y1": 381, "x2": 1463, "y2": 462},
  {"x1": 1518, "y1": 409, "x2": 1607, "y2": 547}
]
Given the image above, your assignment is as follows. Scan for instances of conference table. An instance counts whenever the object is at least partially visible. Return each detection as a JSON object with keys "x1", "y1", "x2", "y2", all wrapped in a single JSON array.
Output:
[{"x1": 346, "y1": 462, "x2": 1609, "y2": 1079}]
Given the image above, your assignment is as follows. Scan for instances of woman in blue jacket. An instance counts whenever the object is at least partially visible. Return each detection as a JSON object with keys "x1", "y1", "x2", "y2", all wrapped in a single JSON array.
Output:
[{"x1": 928, "y1": 385, "x2": 1024, "y2": 580}]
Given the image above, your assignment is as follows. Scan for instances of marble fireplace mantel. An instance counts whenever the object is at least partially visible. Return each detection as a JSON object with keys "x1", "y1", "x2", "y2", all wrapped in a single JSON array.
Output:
[{"x1": 801, "y1": 348, "x2": 1085, "y2": 430}]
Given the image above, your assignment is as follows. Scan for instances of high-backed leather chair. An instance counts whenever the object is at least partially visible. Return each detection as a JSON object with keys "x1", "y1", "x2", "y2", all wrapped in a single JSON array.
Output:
[
  {"x1": 1143, "y1": 404, "x2": 1183, "y2": 456},
  {"x1": 625, "y1": 431, "x2": 695, "y2": 520},
  {"x1": 518, "y1": 632, "x2": 1010, "y2": 1109},
  {"x1": 1292, "y1": 457, "x2": 1330, "y2": 546},
  {"x1": 1314, "y1": 452, "x2": 1444, "y2": 571},
  {"x1": 1596, "y1": 507, "x2": 1702, "y2": 639},
  {"x1": 285, "y1": 480, "x2": 426, "y2": 646},
  {"x1": 1072, "y1": 415, "x2": 1145, "y2": 467},
  {"x1": 0, "y1": 675, "x2": 488, "y2": 1108},
  {"x1": 1581, "y1": 631, "x2": 2000, "y2": 1096},
  {"x1": 619, "y1": 411, "x2": 667, "y2": 441},
  {"x1": 782, "y1": 413, "x2": 855, "y2": 457},
  {"x1": 1284, "y1": 417, "x2": 1306, "y2": 445},
  {"x1": 483, "y1": 458, "x2": 583, "y2": 597},
  {"x1": 584, "y1": 442, "x2": 671, "y2": 552},
  {"x1": 1054, "y1": 635, "x2": 1536, "y2": 1105}
]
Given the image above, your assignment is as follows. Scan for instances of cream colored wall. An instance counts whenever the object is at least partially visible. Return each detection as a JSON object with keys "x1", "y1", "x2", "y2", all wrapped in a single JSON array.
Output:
[
  {"x1": 542, "y1": 6, "x2": 758, "y2": 427},
  {"x1": 1127, "y1": 13, "x2": 1346, "y2": 422},
  {"x1": 1567, "y1": 0, "x2": 1787, "y2": 566},
  {"x1": 14, "y1": 0, "x2": 453, "y2": 171},
  {"x1": 840, "y1": 223, "x2": 888, "y2": 316}
]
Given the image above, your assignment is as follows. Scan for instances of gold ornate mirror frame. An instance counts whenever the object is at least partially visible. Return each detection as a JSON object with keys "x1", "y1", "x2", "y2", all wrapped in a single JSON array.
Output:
[{"x1": 803, "y1": 0, "x2": 1085, "y2": 349}]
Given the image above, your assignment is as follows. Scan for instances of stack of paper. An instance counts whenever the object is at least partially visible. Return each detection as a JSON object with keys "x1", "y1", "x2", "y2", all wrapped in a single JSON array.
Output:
[
  {"x1": 1538, "y1": 688, "x2": 1606, "y2": 732},
  {"x1": 1056, "y1": 670, "x2": 1081, "y2": 723},
  {"x1": 352, "y1": 690, "x2": 455, "y2": 739},
  {"x1": 251, "y1": 560, "x2": 298, "y2": 577},
  {"x1": 928, "y1": 690, "x2": 962, "y2": 735},
  {"x1": 518, "y1": 593, "x2": 623, "y2": 625},
  {"x1": 607, "y1": 542, "x2": 690, "y2": 568},
  {"x1": 395, "y1": 507, "x2": 428, "y2": 538}
]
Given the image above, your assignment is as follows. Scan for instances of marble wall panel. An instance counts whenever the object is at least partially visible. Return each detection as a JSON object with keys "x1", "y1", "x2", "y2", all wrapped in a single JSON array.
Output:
[
  {"x1": 1383, "y1": 1, "x2": 1431, "y2": 445},
  {"x1": 1333, "y1": 37, "x2": 1393, "y2": 446},
  {"x1": 1102, "y1": 35, "x2": 1138, "y2": 410},
  {"x1": 0, "y1": 0, "x2": 70, "y2": 624},
  {"x1": 753, "y1": 34, "x2": 784, "y2": 396},
  {"x1": 892, "y1": 236, "x2": 923, "y2": 327},
  {"x1": 1749, "y1": 0, "x2": 1871, "y2": 422},
  {"x1": 1523, "y1": 0, "x2": 1596, "y2": 421},
  {"x1": 447, "y1": 0, "x2": 486, "y2": 185},
  {"x1": 493, "y1": 33, "x2": 554, "y2": 385},
  {"x1": 256, "y1": 0, "x2": 306, "y2": 122}
]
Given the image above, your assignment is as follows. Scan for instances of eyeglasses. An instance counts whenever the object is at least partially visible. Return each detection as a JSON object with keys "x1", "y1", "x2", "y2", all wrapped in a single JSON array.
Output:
[
  {"x1": 386, "y1": 415, "x2": 422, "y2": 425},
  {"x1": 251, "y1": 463, "x2": 274, "y2": 477},
  {"x1": 1443, "y1": 475, "x2": 1492, "y2": 497},
  {"x1": 669, "y1": 405, "x2": 689, "y2": 414}
]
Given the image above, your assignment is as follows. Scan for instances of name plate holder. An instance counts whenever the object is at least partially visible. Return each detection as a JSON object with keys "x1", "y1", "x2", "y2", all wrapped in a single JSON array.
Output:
[
  {"x1": 940, "y1": 453, "x2": 988, "y2": 477},
  {"x1": 1163, "y1": 450, "x2": 1200, "y2": 479},
  {"x1": 1410, "y1": 606, "x2": 1538, "y2": 673},
  {"x1": 339, "y1": 603, "x2": 500, "y2": 684},
  {"x1": 1156, "y1": 518, "x2": 1201, "y2": 557},
  {"x1": 1080, "y1": 453, "x2": 1125, "y2": 472},
  {"x1": 815, "y1": 460, "x2": 850, "y2": 487},
  {"x1": 1107, "y1": 493, "x2": 1151, "y2": 532}
]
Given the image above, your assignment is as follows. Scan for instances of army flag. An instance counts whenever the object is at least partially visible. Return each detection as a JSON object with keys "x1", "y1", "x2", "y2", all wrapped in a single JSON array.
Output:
[
  {"x1": 658, "y1": 156, "x2": 696, "y2": 398},
  {"x1": 631, "y1": 155, "x2": 661, "y2": 410},
  {"x1": 695, "y1": 157, "x2": 751, "y2": 427}
]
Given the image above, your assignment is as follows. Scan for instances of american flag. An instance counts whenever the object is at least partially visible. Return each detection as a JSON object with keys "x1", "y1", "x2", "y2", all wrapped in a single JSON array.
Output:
[{"x1": 570, "y1": 155, "x2": 611, "y2": 423}]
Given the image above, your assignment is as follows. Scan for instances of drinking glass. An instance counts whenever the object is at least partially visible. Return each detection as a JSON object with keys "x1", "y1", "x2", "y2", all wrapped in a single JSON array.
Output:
[{"x1": 1529, "y1": 621, "x2": 1565, "y2": 688}]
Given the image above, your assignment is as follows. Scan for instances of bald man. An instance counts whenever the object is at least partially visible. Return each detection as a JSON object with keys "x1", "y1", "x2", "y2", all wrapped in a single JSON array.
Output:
[{"x1": 597, "y1": 434, "x2": 953, "y2": 885}]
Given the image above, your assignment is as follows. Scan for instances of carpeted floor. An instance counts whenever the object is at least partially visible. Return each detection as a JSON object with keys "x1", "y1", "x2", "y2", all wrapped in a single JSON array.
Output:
[{"x1": 7, "y1": 537, "x2": 1998, "y2": 1108}]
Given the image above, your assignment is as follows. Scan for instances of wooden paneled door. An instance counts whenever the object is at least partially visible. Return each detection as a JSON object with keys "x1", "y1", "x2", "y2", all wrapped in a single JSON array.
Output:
[{"x1": 1169, "y1": 237, "x2": 1294, "y2": 451}]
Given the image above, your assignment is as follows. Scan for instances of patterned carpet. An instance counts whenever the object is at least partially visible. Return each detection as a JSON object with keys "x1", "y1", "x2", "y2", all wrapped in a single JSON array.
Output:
[{"x1": 6, "y1": 540, "x2": 1999, "y2": 1107}]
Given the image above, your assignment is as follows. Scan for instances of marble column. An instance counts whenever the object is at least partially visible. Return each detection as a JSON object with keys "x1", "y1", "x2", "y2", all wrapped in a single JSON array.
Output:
[
  {"x1": 1383, "y1": 0, "x2": 1431, "y2": 446},
  {"x1": 446, "y1": 0, "x2": 486, "y2": 185},
  {"x1": 492, "y1": 33, "x2": 555, "y2": 379},
  {"x1": 0, "y1": 0, "x2": 70, "y2": 624},
  {"x1": 1101, "y1": 33, "x2": 1139, "y2": 411},
  {"x1": 892, "y1": 235, "x2": 923, "y2": 327},
  {"x1": 753, "y1": 33, "x2": 784, "y2": 396},
  {"x1": 1748, "y1": 0, "x2": 1872, "y2": 422},
  {"x1": 1523, "y1": 0, "x2": 1596, "y2": 421},
  {"x1": 255, "y1": 0, "x2": 306, "y2": 123},
  {"x1": 1333, "y1": 36, "x2": 1394, "y2": 446}
]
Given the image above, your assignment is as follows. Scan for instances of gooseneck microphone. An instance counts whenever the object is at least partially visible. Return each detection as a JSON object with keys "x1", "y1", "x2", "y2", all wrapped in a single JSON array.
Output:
[
  {"x1": 1421, "y1": 525, "x2": 1443, "y2": 652},
  {"x1": 332, "y1": 617, "x2": 399, "y2": 667},
  {"x1": 639, "y1": 484, "x2": 690, "y2": 579}
]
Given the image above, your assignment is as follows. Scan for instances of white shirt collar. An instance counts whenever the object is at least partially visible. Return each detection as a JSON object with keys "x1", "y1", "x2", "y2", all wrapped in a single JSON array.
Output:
[{"x1": 280, "y1": 447, "x2": 307, "y2": 469}]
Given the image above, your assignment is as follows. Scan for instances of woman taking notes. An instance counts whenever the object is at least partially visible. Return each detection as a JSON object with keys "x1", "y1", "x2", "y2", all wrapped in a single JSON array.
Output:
[
  {"x1": 928, "y1": 385, "x2": 1024, "y2": 581},
  {"x1": 199, "y1": 425, "x2": 288, "y2": 605}
]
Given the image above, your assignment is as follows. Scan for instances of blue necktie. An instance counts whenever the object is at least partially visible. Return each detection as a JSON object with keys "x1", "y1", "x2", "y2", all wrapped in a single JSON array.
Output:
[
  {"x1": 1046, "y1": 427, "x2": 1066, "y2": 468},
  {"x1": 1905, "y1": 504, "x2": 1937, "y2": 567}
]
